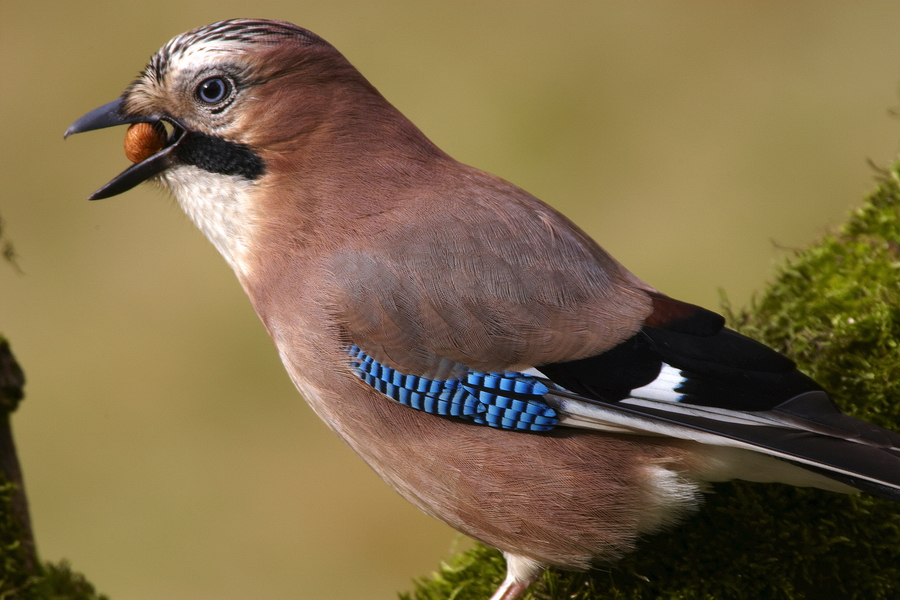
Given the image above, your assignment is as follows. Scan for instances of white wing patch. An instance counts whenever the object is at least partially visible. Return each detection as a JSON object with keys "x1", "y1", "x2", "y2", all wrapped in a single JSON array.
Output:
[{"x1": 627, "y1": 363, "x2": 686, "y2": 403}]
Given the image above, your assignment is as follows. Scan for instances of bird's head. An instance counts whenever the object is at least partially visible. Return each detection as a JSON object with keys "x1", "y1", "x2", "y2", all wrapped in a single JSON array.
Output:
[
  {"x1": 65, "y1": 19, "x2": 376, "y2": 200},
  {"x1": 66, "y1": 19, "x2": 441, "y2": 273}
]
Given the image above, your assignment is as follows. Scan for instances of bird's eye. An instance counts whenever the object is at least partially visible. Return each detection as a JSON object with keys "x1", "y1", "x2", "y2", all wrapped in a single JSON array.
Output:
[{"x1": 196, "y1": 77, "x2": 231, "y2": 104}]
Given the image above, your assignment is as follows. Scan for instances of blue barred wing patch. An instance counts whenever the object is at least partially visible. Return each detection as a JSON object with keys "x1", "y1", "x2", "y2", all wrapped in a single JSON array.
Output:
[{"x1": 347, "y1": 346, "x2": 558, "y2": 432}]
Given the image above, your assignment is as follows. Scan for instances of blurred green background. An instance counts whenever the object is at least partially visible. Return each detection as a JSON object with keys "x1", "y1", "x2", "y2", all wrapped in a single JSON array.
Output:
[{"x1": 2, "y1": 2, "x2": 900, "y2": 599}]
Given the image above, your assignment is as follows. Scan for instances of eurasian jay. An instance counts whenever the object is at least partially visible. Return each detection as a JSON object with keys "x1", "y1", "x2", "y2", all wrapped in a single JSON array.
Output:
[{"x1": 65, "y1": 19, "x2": 900, "y2": 600}]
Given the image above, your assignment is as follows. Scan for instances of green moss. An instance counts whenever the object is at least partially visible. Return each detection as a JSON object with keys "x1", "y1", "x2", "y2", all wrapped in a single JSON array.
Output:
[
  {"x1": 402, "y1": 162, "x2": 900, "y2": 600},
  {"x1": 0, "y1": 473, "x2": 107, "y2": 599},
  {"x1": 29, "y1": 561, "x2": 108, "y2": 600},
  {"x1": 0, "y1": 478, "x2": 35, "y2": 598},
  {"x1": 0, "y1": 339, "x2": 106, "y2": 600},
  {"x1": 400, "y1": 543, "x2": 509, "y2": 600}
]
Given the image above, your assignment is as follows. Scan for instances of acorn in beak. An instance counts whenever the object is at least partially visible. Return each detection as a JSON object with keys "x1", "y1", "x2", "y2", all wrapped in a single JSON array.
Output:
[{"x1": 65, "y1": 98, "x2": 187, "y2": 200}]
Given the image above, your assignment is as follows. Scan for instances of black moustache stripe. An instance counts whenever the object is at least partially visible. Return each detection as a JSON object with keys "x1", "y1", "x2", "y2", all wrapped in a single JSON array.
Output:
[{"x1": 175, "y1": 132, "x2": 265, "y2": 180}]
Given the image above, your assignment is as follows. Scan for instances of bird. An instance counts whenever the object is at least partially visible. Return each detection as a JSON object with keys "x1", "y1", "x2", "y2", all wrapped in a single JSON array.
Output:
[{"x1": 65, "y1": 19, "x2": 900, "y2": 600}]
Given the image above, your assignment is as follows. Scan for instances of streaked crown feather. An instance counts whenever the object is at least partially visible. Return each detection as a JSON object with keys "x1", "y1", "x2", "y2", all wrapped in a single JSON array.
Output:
[{"x1": 141, "y1": 19, "x2": 327, "y2": 88}]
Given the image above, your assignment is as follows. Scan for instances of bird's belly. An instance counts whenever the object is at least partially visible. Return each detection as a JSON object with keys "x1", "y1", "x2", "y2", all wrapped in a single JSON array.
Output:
[{"x1": 290, "y1": 365, "x2": 706, "y2": 569}]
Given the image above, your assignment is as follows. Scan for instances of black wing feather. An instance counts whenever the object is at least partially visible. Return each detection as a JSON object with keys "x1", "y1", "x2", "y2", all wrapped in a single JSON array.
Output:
[
  {"x1": 539, "y1": 296, "x2": 900, "y2": 501},
  {"x1": 539, "y1": 323, "x2": 821, "y2": 411}
]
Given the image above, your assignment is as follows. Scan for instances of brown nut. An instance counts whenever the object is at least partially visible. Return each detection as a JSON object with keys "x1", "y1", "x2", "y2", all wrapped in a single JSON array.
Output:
[{"x1": 124, "y1": 122, "x2": 167, "y2": 164}]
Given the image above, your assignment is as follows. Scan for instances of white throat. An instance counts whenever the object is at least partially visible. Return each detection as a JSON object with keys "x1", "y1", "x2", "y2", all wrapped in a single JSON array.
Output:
[{"x1": 159, "y1": 165, "x2": 258, "y2": 277}]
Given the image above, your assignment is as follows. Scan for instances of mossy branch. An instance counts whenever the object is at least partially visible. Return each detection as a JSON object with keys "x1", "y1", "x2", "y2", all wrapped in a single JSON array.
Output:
[
  {"x1": 0, "y1": 340, "x2": 107, "y2": 599},
  {"x1": 402, "y1": 162, "x2": 900, "y2": 600}
]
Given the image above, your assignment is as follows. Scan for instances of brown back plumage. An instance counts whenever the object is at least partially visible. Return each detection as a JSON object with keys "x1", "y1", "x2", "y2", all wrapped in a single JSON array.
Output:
[{"x1": 234, "y1": 40, "x2": 655, "y2": 377}]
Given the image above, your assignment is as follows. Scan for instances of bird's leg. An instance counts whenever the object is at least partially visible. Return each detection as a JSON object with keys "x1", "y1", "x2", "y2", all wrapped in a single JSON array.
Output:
[{"x1": 490, "y1": 553, "x2": 544, "y2": 600}]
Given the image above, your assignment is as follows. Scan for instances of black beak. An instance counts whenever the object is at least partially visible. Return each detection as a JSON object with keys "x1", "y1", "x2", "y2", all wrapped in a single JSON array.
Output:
[{"x1": 65, "y1": 97, "x2": 186, "y2": 200}]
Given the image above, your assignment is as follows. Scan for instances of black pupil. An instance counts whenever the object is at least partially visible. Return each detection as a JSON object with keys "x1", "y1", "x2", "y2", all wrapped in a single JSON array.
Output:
[{"x1": 199, "y1": 78, "x2": 227, "y2": 103}]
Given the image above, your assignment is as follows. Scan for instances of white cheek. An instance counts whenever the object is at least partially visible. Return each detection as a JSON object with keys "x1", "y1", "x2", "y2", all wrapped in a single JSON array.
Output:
[{"x1": 158, "y1": 165, "x2": 258, "y2": 277}]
